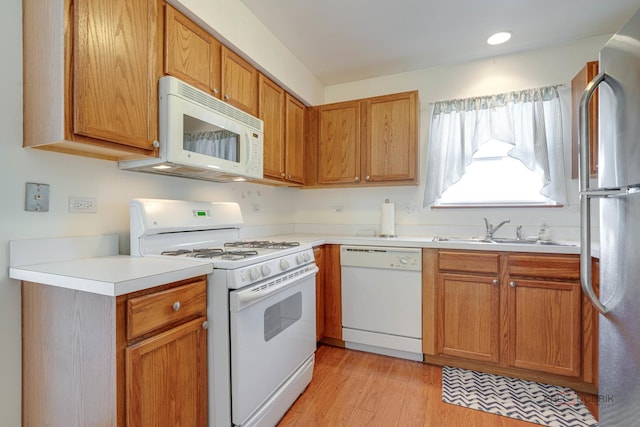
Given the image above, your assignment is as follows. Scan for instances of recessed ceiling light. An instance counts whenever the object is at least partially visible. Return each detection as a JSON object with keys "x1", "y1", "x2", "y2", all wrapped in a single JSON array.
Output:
[{"x1": 487, "y1": 31, "x2": 512, "y2": 45}]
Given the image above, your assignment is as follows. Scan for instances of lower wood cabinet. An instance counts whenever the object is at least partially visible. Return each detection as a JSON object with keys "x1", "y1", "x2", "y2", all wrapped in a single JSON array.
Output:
[
  {"x1": 423, "y1": 249, "x2": 598, "y2": 393},
  {"x1": 316, "y1": 244, "x2": 343, "y2": 345},
  {"x1": 22, "y1": 276, "x2": 208, "y2": 427}
]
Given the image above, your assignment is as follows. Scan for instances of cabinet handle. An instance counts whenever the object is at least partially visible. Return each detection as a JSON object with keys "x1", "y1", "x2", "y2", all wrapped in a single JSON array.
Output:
[
  {"x1": 172, "y1": 301, "x2": 181, "y2": 311},
  {"x1": 492, "y1": 279, "x2": 499, "y2": 285},
  {"x1": 224, "y1": 94, "x2": 230, "y2": 101},
  {"x1": 202, "y1": 321, "x2": 209, "y2": 330},
  {"x1": 509, "y1": 281, "x2": 517, "y2": 288}
]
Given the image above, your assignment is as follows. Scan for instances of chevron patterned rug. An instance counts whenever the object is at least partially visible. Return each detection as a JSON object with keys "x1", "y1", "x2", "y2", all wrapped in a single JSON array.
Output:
[{"x1": 442, "y1": 366, "x2": 598, "y2": 427}]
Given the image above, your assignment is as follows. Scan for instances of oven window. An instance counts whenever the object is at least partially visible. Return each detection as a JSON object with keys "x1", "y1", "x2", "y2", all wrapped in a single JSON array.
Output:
[
  {"x1": 264, "y1": 292, "x2": 302, "y2": 342},
  {"x1": 183, "y1": 115, "x2": 240, "y2": 163}
]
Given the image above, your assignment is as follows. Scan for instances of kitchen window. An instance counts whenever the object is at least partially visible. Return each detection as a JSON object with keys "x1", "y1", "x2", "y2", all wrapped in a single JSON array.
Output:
[{"x1": 423, "y1": 86, "x2": 567, "y2": 208}]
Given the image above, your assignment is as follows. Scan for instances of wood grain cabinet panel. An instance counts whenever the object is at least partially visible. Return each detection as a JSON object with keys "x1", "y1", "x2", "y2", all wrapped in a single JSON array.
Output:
[
  {"x1": 317, "y1": 101, "x2": 362, "y2": 184},
  {"x1": 23, "y1": 0, "x2": 162, "y2": 160},
  {"x1": 507, "y1": 278, "x2": 581, "y2": 377},
  {"x1": 259, "y1": 74, "x2": 286, "y2": 180},
  {"x1": 314, "y1": 246, "x2": 325, "y2": 341},
  {"x1": 164, "y1": 4, "x2": 221, "y2": 96},
  {"x1": 284, "y1": 94, "x2": 306, "y2": 184},
  {"x1": 571, "y1": 61, "x2": 599, "y2": 179},
  {"x1": 438, "y1": 273, "x2": 500, "y2": 363},
  {"x1": 363, "y1": 91, "x2": 418, "y2": 183},
  {"x1": 221, "y1": 46, "x2": 258, "y2": 115}
]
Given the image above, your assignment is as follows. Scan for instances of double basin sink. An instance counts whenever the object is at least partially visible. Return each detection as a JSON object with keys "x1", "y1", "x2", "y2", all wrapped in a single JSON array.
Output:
[{"x1": 432, "y1": 236, "x2": 576, "y2": 247}]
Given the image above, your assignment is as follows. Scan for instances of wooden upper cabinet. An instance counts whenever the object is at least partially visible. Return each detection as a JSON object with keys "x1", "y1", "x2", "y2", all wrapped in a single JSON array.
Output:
[
  {"x1": 572, "y1": 61, "x2": 599, "y2": 179},
  {"x1": 23, "y1": 0, "x2": 161, "y2": 160},
  {"x1": 311, "y1": 91, "x2": 418, "y2": 187},
  {"x1": 259, "y1": 74, "x2": 286, "y2": 180},
  {"x1": 363, "y1": 91, "x2": 418, "y2": 183},
  {"x1": 163, "y1": 4, "x2": 221, "y2": 97},
  {"x1": 317, "y1": 101, "x2": 362, "y2": 184},
  {"x1": 284, "y1": 94, "x2": 306, "y2": 184},
  {"x1": 221, "y1": 46, "x2": 258, "y2": 116}
]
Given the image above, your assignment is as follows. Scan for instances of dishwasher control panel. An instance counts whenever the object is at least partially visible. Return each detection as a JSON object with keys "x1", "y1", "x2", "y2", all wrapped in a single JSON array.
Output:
[{"x1": 340, "y1": 245, "x2": 422, "y2": 271}]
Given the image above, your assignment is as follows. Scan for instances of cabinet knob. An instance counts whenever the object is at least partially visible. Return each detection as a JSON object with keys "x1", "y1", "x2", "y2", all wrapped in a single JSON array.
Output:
[
  {"x1": 202, "y1": 321, "x2": 209, "y2": 330},
  {"x1": 365, "y1": 175, "x2": 371, "y2": 181},
  {"x1": 213, "y1": 87, "x2": 219, "y2": 94},
  {"x1": 288, "y1": 174, "x2": 292, "y2": 179},
  {"x1": 224, "y1": 94, "x2": 230, "y2": 101},
  {"x1": 281, "y1": 172, "x2": 286, "y2": 177},
  {"x1": 152, "y1": 140, "x2": 160, "y2": 148},
  {"x1": 509, "y1": 281, "x2": 517, "y2": 288},
  {"x1": 172, "y1": 301, "x2": 181, "y2": 311},
  {"x1": 492, "y1": 279, "x2": 499, "y2": 285},
  {"x1": 354, "y1": 176, "x2": 360, "y2": 182}
]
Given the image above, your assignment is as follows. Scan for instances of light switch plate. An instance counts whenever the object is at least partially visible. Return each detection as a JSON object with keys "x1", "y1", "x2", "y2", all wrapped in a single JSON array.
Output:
[{"x1": 25, "y1": 182, "x2": 50, "y2": 212}]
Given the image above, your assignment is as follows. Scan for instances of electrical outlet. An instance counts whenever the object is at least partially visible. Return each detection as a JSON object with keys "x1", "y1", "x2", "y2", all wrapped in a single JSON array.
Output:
[{"x1": 69, "y1": 197, "x2": 97, "y2": 213}]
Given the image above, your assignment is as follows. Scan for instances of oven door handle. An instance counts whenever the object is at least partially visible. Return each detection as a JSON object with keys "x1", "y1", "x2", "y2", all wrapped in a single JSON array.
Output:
[{"x1": 230, "y1": 265, "x2": 318, "y2": 312}]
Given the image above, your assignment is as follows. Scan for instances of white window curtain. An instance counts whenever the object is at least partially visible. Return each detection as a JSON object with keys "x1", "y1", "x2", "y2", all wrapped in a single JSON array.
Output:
[
  {"x1": 184, "y1": 129, "x2": 239, "y2": 162},
  {"x1": 423, "y1": 86, "x2": 567, "y2": 206}
]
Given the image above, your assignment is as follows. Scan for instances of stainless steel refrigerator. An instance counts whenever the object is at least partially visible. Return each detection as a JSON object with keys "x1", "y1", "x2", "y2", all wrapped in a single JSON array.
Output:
[{"x1": 579, "y1": 8, "x2": 640, "y2": 427}]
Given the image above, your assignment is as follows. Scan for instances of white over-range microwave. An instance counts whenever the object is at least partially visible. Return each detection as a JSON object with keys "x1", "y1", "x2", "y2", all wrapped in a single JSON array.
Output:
[{"x1": 119, "y1": 76, "x2": 264, "y2": 182}]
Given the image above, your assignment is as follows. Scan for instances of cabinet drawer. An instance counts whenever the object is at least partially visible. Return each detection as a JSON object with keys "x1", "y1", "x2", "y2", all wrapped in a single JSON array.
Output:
[
  {"x1": 507, "y1": 254, "x2": 580, "y2": 280},
  {"x1": 127, "y1": 279, "x2": 207, "y2": 341},
  {"x1": 438, "y1": 251, "x2": 500, "y2": 274}
]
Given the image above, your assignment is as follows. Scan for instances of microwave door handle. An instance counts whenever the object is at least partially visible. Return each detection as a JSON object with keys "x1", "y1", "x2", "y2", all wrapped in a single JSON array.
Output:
[{"x1": 578, "y1": 70, "x2": 608, "y2": 314}]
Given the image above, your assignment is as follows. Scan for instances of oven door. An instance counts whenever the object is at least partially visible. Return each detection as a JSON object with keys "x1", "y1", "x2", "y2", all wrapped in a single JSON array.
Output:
[{"x1": 229, "y1": 265, "x2": 317, "y2": 426}]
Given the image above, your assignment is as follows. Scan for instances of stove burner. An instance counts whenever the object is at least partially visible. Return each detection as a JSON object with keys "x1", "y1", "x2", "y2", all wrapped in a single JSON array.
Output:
[
  {"x1": 224, "y1": 241, "x2": 300, "y2": 249},
  {"x1": 218, "y1": 250, "x2": 259, "y2": 260},
  {"x1": 191, "y1": 248, "x2": 226, "y2": 258},
  {"x1": 161, "y1": 249, "x2": 193, "y2": 256}
]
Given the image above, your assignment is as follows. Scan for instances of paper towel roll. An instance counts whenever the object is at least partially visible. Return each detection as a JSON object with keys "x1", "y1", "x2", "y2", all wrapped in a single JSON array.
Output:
[{"x1": 380, "y1": 200, "x2": 395, "y2": 237}]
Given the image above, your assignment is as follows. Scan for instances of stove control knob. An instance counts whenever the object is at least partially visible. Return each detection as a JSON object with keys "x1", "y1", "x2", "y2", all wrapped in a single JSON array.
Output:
[
  {"x1": 249, "y1": 267, "x2": 261, "y2": 281},
  {"x1": 296, "y1": 254, "x2": 304, "y2": 265},
  {"x1": 261, "y1": 265, "x2": 271, "y2": 276},
  {"x1": 304, "y1": 252, "x2": 312, "y2": 262},
  {"x1": 280, "y1": 259, "x2": 290, "y2": 271}
]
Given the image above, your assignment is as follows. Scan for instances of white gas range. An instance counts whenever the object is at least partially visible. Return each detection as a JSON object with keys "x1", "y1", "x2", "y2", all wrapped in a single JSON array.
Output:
[{"x1": 130, "y1": 198, "x2": 317, "y2": 427}]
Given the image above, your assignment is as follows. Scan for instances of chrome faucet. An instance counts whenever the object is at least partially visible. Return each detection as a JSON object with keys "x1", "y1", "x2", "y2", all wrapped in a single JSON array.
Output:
[{"x1": 483, "y1": 218, "x2": 510, "y2": 240}]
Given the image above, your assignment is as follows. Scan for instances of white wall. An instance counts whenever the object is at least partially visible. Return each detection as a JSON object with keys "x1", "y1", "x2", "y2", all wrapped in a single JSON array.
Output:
[
  {"x1": 294, "y1": 36, "x2": 609, "y2": 240},
  {"x1": 0, "y1": 0, "x2": 611, "y2": 422}
]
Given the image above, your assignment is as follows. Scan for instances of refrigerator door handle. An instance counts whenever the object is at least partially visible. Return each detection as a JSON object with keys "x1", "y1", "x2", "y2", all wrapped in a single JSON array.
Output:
[{"x1": 579, "y1": 70, "x2": 608, "y2": 314}]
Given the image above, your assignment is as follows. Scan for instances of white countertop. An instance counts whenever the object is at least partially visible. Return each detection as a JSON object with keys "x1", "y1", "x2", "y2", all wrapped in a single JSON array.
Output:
[
  {"x1": 9, "y1": 256, "x2": 213, "y2": 296},
  {"x1": 261, "y1": 233, "x2": 582, "y2": 255},
  {"x1": 8, "y1": 232, "x2": 586, "y2": 297}
]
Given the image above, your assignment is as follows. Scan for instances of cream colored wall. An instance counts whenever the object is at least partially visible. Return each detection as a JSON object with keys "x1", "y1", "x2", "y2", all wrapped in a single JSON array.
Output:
[{"x1": 294, "y1": 36, "x2": 609, "y2": 240}]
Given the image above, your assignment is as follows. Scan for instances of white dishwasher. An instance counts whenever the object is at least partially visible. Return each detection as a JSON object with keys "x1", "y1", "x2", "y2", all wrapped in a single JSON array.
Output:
[{"x1": 340, "y1": 245, "x2": 423, "y2": 361}]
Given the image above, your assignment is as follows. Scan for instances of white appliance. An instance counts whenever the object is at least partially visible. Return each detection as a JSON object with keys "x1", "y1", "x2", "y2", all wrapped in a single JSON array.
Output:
[
  {"x1": 120, "y1": 76, "x2": 264, "y2": 183},
  {"x1": 129, "y1": 198, "x2": 317, "y2": 427},
  {"x1": 340, "y1": 245, "x2": 422, "y2": 361},
  {"x1": 578, "y1": 8, "x2": 640, "y2": 426}
]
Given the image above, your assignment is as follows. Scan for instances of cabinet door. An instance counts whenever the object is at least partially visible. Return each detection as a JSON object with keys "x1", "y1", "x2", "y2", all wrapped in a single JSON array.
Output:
[
  {"x1": 221, "y1": 46, "x2": 258, "y2": 115},
  {"x1": 363, "y1": 91, "x2": 418, "y2": 183},
  {"x1": 323, "y1": 244, "x2": 342, "y2": 341},
  {"x1": 74, "y1": 0, "x2": 159, "y2": 150},
  {"x1": 259, "y1": 74, "x2": 286, "y2": 180},
  {"x1": 571, "y1": 61, "x2": 599, "y2": 178},
  {"x1": 437, "y1": 273, "x2": 500, "y2": 363},
  {"x1": 285, "y1": 94, "x2": 306, "y2": 184},
  {"x1": 317, "y1": 101, "x2": 361, "y2": 184},
  {"x1": 164, "y1": 4, "x2": 221, "y2": 97},
  {"x1": 126, "y1": 316, "x2": 208, "y2": 427},
  {"x1": 313, "y1": 246, "x2": 325, "y2": 341},
  {"x1": 507, "y1": 278, "x2": 581, "y2": 377}
]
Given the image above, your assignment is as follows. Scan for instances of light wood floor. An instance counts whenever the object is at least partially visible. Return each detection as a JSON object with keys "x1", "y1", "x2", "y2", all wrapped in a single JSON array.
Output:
[{"x1": 278, "y1": 345, "x2": 599, "y2": 427}]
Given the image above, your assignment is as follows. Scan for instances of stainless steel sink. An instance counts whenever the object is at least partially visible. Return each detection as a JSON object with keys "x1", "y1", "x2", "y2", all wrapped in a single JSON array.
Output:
[{"x1": 432, "y1": 236, "x2": 576, "y2": 247}]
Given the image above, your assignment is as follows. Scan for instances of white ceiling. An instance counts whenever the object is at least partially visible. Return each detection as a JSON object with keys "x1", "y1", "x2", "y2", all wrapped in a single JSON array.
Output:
[{"x1": 238, "y1": 0, "x2": 640, "y2": 85}]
